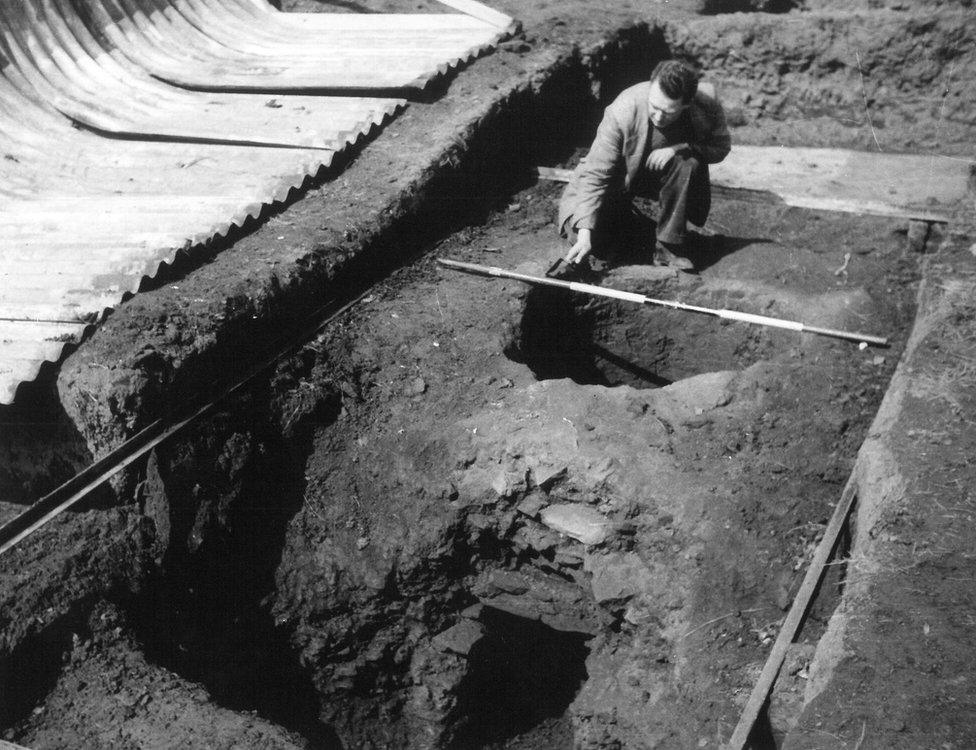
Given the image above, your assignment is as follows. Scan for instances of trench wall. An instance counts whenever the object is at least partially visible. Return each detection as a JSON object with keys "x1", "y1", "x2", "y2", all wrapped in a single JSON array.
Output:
[
  {"x1": 666, "y1": 9, "x2": 976, "y2": 154},
  {"x1": 786, "y1": 231, "x2": 976, "y2": 749}
]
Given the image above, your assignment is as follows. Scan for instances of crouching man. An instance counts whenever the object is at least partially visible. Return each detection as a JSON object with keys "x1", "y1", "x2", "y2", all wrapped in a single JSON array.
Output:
[{"x1": 558, "y1": 60, "x2": 731, "y2": 272}]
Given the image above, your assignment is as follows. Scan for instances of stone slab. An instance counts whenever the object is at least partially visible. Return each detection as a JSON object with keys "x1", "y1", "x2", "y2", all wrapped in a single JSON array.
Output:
[{"x1": 540, "y1": 503, "x2": 611, "y2": 546}]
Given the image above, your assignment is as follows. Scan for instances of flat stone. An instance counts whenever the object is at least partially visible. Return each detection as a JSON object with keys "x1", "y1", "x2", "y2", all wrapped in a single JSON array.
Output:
[
  {"x1": 488, "y1": 570, "x2": 529, "y2": 595},
  {"x1": 531, "y1": 462, "x2": 567, "y2": 489},
  {"x1": 481, "y1": 594, "x2": 543, "y2": 621},
  {"x1": 586, "y1": 552, "x2": 651, "y2": 604},
  {"x1": 516, "y1": 490, "x2": 548, "y2": 518},
  {"x1": 491, "y1": 470, "x2": 524, "y2": 498},
  {"x1": 513, "y1": 522, "x2": 561, "y2": 553},
  {"x1": 432, "y1": 619, "x2": 484, "y2": 656},
  {"x1": 540, "y1": 503, "x2": 611, "y2": 546},
  {"x1": 541, "y1": 612, "x2": 598, "y2": 635},
  {"x1": 554, "y1": 548, "x2": 585, "y2": 569},
  {"x1": 662, "y1": 371, "x2": 736, "y2": 416},
  {"x1": 460, "y1": 603, "x2": 483, "y2": 620}
]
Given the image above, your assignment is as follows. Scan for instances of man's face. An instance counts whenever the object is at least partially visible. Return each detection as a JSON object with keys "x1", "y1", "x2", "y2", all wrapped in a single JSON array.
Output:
[{"x1": 647, "y1": 80, "x2": 688, "y2": 128}]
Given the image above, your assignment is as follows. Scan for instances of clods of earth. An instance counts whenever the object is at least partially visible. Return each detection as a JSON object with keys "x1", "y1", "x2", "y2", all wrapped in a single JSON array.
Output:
[{"x1": 2, "y1": 183, "x2": 927, "y2": 748}]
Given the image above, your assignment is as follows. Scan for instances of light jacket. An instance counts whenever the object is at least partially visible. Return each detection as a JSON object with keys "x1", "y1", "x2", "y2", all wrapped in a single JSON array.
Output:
[{"x1": 558, "y1": 81, "x2": 732, "y2": 232}]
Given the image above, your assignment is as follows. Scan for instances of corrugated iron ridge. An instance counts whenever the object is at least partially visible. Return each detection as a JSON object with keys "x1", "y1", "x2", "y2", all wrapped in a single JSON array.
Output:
[
  {"x1": 63, "y1": 94, "x2": 405, "y2": 155},
  {"x1": 0, "y1": 99, "x2": 406, "y2": 403},
  {"x1": 401, "y1": 30, "x2": 511, "y2": 90},
  {"x1": 0, "y1": 0, "x2": 516, "y2": 405},
  {"x1": 1, "y1": 0, "x2": 406, "y2": 150},
  {"x1": 0, "y1": 321, "x2": 91, "y2": 404},
  {"x1": 84, "y1": 0, "x2": 511, "y2": 92},
  {"x1": 416, "y1": 0, "x2": 520, "y2": 91}
]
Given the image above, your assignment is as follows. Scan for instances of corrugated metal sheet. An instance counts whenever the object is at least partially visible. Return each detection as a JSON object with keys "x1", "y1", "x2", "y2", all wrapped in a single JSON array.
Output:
[
  {"x1": 60, "y1": 0, "x2": 514, "y2": 92},
  {"x1": 0, "y1": 0, "x2": 515, "y2": 404}
]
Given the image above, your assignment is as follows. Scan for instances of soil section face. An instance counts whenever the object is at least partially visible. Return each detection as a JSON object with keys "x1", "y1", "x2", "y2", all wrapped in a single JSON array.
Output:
[
  {"x1": 238, "y1": 182, "x2": 916, "y2": 747},
  {"x1": 786, "y1": 232, "x2": 976, "y2": 750},
  {"x1": 12, "y1": 183, "x2": 920, "y2": 748}
]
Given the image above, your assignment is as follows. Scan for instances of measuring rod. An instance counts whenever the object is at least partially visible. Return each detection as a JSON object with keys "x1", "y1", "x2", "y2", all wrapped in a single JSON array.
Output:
[{"x1": 438, "y1": 258, "x2": 889, "y2": 347}]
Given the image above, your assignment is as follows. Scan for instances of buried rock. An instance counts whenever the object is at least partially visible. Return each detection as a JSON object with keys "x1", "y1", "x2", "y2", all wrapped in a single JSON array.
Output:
[
  {"x1": 585, "y1": 551, "x2": 652, "y2": 604},
  {"x1": 432, "y1": 619, "x2": 485, "y2": 657},
  {"x1": 540, "y1": 503, "x2": 612, "y2": 546}
]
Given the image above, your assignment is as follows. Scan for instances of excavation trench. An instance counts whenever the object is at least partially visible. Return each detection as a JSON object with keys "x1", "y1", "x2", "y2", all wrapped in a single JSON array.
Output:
[
  {"x1": 0, "y1": 9, "x2": 941, "y2": 750},
  {"x1": 13, "y1": 198, "x2": 915, "y2": 749}
]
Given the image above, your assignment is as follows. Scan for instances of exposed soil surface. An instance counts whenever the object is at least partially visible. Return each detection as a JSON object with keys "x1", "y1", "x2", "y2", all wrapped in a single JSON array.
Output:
[
  {"x1": 1, "y1": 0, "x2": 975, "y2": 748},
  {"x1": 229, "y1": 181, "x2": 918, "y2": 747}
]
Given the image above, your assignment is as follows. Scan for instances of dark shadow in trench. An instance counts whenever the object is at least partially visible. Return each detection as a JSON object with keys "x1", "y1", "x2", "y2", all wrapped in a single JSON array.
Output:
[
  {"x1": 124, "y1": 380, "x2": 344, "y2": 748},
  {"x1": 699, "y1": 0, "x2": 798, "y2": 13},
  {"x1": 747, "y1": 704, "x2": 778, "y2": 750},
  {"x1": 679, "y1": 231, "x2": 775, "y2": 275},
  {"x1": 0, "y1": 607, "x2": 90, "y2": 730},
  {"x1": 506, "y1": 286, "x2": 611, "y2": 386},
  {"x1": 450, "y1": 606, "x2": 591, "y2": 749},
  {"x1": 508, "y1": 286, "x2": 676, "y2": 389},
  {"x1": 591, "y1": 343, "x2": 673, "y2": 387},
  {"x1": 0, "y1": 367, "x2": 107, "y2": 506}
]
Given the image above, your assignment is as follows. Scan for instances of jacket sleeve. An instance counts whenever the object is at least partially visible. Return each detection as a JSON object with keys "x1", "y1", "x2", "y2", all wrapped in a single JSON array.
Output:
[
  {"x1": 691, "y1": 92, "x2": 731, "y2": 165},
  {"x1": 567, "y1": 106, "x2": 627, "y2": 231}
]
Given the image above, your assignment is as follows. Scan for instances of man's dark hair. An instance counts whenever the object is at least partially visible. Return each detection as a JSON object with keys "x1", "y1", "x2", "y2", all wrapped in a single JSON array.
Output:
[{"x1": 650, "y1": 60, "x2": 700, "y2": 104}]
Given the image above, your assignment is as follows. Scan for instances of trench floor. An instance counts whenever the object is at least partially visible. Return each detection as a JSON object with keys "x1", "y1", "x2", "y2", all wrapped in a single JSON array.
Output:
[
  {"x1": 295, "y1": 182, "x2": 918, "y2": 747},
  {"x1": 7, "y1": 171, "x2": 923, "y2": 749}
]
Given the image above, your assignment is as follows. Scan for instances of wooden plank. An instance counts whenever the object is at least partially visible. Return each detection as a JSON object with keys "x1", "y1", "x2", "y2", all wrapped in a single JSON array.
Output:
[
  {"x1": 725, "y1": 477, "x2": 858, "y2": 750},
  {"x1": 710, "y1": 145, "x2": 969, "y2": 222},
  {"x1": 536, "y1": 145, "x2": 973, "y2": 222}
]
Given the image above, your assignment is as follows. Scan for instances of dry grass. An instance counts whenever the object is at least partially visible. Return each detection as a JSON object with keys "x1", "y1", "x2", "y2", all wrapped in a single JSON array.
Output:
[{"x1": 910, "y1": 277, "x2": 976, "y2": 412}]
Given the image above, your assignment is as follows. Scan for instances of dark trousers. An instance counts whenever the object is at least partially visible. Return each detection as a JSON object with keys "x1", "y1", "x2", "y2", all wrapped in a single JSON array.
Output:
[
  {"x1": 562, "y1": 153, "x2": 711, "y2": 257},
  {"x1": 632, "y1": 153, "x2": 711, "y2": 246}
]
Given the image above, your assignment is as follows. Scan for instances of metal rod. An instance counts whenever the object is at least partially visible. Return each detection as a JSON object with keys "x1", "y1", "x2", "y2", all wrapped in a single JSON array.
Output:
[
  {"x1": 437, "y1": 258, "x2": 889, "y2": 347},
  {"x1": 0, "y1": 280, "x2": 382, "y2": 557}
]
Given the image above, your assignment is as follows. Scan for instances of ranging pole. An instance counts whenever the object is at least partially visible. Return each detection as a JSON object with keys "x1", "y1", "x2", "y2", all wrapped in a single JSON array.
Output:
[{"x1": 437, "y1": 258, "x2": 889, "y2": 347}]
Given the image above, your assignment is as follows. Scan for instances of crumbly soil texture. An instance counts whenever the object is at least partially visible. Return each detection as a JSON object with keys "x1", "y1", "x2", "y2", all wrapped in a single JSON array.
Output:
[
  {"x1": 4, "y1": 192, "x2": 922, "y2": 749},
  {"x1": 1, "y1": 0, "x2": 974, "y2": 748}
]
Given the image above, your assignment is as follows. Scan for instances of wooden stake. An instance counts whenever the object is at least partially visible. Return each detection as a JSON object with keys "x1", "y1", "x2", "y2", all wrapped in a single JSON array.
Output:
[{"x1": 724, "y1": 476, "x2": 858, "y2": 750}]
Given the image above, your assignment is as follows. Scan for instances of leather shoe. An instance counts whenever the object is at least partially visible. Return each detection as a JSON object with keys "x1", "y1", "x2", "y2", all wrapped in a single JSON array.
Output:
[{"x1": 653, "y1": 242, "x2": 694, "y2": 272}]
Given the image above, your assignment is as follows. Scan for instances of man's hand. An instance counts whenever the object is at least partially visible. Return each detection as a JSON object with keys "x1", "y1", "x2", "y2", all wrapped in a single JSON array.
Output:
[
  {"x1": 647, "y1": 146, "x2": 677, "y2": 171},
  {"x1": 565, "y1": 228, "x2": 593, "y2": 264}
]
